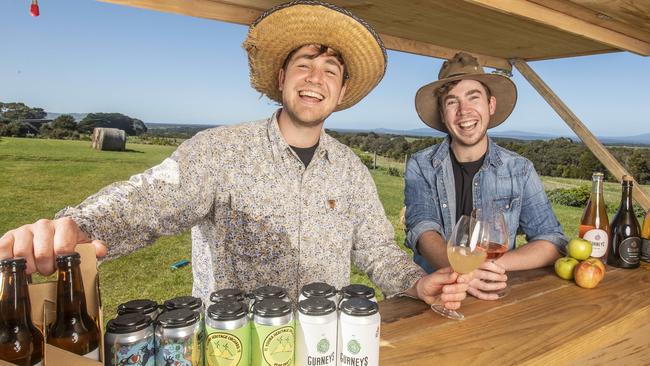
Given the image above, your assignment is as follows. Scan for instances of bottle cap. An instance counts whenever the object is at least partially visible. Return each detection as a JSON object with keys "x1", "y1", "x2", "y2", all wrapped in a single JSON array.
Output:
[
  {"x1": 118, "y1": 299, "x2": 159, "y2": 316},
  {"x1": 157, "y1": 308, "x2": 199, "y2": 328},
  {"x1": 300, "y1": 282, "x2": 336, "y2": 299},
  {"x1": 340, "y1": 284, "x2": 375, "y2": 300},
  {"x1": 340, "y1": 297, "x2": 378, "y2": 316},
  {"x1": 251, "y1": 285, "x2": 288, "y2": 302},
  {"x1": 253, "y1": 298, "x2": 292, "y2": 317},
  {"x1": 164, "y1": 296, "x2": 203, "y2": 312},
  {"x1": 210, "y1": 288, "x2": 245, "y2": 303},
  {"x1": 107, "y1": 312, "x2": 152, "y2": 333},
  {"x1": 207, "y1": 300, "x2": 247, "y2": 321},
  {"x1": 55, "y1": 252, "x2": 81, "y2": 265},
  {"x1": 298, "y1": 297, "x2": 336, "y2": 316},
  {"x1": 0, "y1": 257, "x2": 27, "y2": 271}
]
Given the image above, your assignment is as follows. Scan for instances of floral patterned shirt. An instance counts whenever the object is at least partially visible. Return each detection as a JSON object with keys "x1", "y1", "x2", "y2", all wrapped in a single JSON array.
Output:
[{"x1": 57, "y1": 110, "x2": 426, "y2": 304}]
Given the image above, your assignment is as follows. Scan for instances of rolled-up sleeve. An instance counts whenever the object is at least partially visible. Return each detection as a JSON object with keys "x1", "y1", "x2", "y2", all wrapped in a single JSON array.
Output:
[
  {"x1": 519, "y1": 161, "x2": 568, "y2": 249},
  {"x1": 404, "y1": 156, "x2": 443, "y2": 252}
]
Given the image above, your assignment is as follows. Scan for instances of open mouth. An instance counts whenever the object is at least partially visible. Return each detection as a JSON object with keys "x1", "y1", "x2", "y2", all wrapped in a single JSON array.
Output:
[
  {"x1": 298, "y1": 90, "x2": 325, "y2": 103},
  {"x1": 457, "y1": 120, "x2": 478, "y2": 132}
]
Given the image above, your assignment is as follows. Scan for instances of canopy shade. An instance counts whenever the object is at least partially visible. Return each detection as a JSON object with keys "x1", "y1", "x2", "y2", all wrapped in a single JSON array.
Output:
[{"x1": 100, "y1": 0, "x2": 650, "y2": 70}]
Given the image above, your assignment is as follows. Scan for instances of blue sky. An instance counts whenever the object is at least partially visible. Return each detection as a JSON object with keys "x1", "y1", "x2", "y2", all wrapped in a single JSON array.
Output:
[{"x1": 1, "y1": 0, "x2": 649, "y2": 136}]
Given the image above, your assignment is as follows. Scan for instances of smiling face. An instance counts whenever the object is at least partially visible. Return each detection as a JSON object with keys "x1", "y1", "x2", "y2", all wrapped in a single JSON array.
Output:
[
  {"x1": 440, "y1": 79, "x2": 496, "y2": 157},
  {"x1": 277, "y1": 44, "x2": 347, "y2": 128}
]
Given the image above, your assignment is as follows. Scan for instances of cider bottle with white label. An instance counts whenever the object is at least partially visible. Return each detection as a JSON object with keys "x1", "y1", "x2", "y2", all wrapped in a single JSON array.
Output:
[{"x1": 579, "y1": 172, "x2": 610, "y2": 260}]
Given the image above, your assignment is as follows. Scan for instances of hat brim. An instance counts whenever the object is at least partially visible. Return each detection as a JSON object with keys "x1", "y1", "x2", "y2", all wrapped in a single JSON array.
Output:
[
  {"x1": 415, "y1": 74, "x2": 517, "y2": 132},
  {"x1": 243, "y1": 2, "x2": 386, "y2": 111}
]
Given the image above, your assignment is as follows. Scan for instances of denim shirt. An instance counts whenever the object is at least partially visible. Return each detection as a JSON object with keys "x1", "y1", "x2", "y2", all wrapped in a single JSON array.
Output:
[{"x1": 404, "y1": 136, "x2": 568, "y2": 273}]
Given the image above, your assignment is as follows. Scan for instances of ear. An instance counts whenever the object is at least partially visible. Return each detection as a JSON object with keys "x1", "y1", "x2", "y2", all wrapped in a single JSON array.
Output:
[
  {"x1": 488, "y1": 95, "x2": 497, "y2": 116},
  {"x1": 278, "y1": 68, "x2": 286, "y2": 91},
  {"x1": 336, "y1": 82, "x2": 347, "y2": 105}
]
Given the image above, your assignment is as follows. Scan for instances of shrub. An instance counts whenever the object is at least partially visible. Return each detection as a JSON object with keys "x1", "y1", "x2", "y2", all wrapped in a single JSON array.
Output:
[
  {"x1": 387, "y1": 167, "x2": 402, "y2": 177},
  {"x1": 546, "y1": 185, "x2": 590, "y2": 207}
]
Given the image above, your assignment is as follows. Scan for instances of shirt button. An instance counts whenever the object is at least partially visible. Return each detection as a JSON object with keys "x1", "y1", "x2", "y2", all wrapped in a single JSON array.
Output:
[
  {"x1": 442, "y1": 203, "x2": 448, "y2": 208},
  {"x1": 474, "y1": 182, "x2": 479, "y2": 186}
]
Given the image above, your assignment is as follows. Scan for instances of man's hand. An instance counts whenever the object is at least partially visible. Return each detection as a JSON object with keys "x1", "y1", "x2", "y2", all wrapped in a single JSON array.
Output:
[
  {"x1": 467, "y1": 261, "x2": 507, "y2": 301},
  {"x1": 406, "y1": 267, "x2": 471, "y2": 310},
  {"x1": 0, "y1": 217, "x2": 107, "y2": 275}
]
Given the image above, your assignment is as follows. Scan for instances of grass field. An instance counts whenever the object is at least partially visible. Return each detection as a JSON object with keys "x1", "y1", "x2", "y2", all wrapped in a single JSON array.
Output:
[{"x1": 1, "y1": 137, "x2": 647, "y2": 323}]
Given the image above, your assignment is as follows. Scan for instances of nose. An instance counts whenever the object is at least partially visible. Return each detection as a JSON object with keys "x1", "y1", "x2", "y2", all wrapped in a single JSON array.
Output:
[
  {"x1": 457, "y1": 99, "x2": 471, "y2": 115},
  {"x1": 305, "y1": 67, "x2": 324, "y2": 85}
]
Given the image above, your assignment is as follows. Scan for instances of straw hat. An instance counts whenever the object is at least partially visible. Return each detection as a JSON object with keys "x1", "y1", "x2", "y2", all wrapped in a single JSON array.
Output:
[
  {"x1": 243, "y1": 1, "x2": 386, "y2": 111},
  {"x1": 415, "y1": 52, "x2": 517, "y2": 132}
]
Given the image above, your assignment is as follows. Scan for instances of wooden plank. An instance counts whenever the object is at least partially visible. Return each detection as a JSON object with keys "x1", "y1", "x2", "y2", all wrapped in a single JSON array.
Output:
[
  {"x1": 466, "y1": 0, "x2": 650, "y2": 56},
  {"x1": 512, "y1": 59, "x2": 650, "y2": 210},
  {"x1": 570, "y1": 322, "x2": 650, "y2": 365},
  {"x1": 379, "y1": 264, "x2": 650, "y2": 365},
  {"x1": 379, "y1": 34, "x2": 511, "y2": 71}
]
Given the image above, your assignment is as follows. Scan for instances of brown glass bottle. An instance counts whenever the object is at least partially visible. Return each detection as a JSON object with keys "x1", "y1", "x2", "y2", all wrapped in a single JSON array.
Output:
[
  {"x1": 579, "y1": 172, "x2": 610, "y2": 260},
  {"x1": 607, "y1": 176, "x2": 641, "y2": 269},
  {"x1": 47, "y1": 253, "x2": 100, "y2": 359},
  {"x1": 0, "y1": 258, "x2": 44, "y2": 366},
  {"x1": 641, "y1": 209, "x2": 650, "y2": 263}
]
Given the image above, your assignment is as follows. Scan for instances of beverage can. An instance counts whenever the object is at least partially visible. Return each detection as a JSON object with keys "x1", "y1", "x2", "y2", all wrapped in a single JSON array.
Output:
[
  {"x1": 338, "y1": 298, "x2": 380, "y2": 366},
  {"x1": 298, "y1": 282, "x2": 337, "y2": 303},
  {"x1": 205, "y1": 300, "x2": 250, "y2": 366},
  {"x1": 252, "y1": 298, "x2": 294, "y2": 366},
  {"x1": 338, "y1": 284, "x2": 376, "y2": 308},
  {"x1": 210, "y1": 288, "x2": 246, "y2": 304},
  {"x1": 296, "y1": 297, "x2": 337, "y2": 366},
  {"x1": 104, "y1": 312, "x2": 155, "y2": 366},
  {"x1": 117, "y1": 299, "x2": 160, "y2": 322},
  {"x1": 155, "y1": 308, "x2": 203, "y2": 366}
]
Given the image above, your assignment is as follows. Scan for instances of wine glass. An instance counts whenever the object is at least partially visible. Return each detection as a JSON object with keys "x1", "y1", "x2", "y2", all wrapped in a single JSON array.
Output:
[
  {"x1": 484, "y1": 208, "x2": 510, "y2": 298},
  {"x1": 431, "y1": 212, "x2": 489, "y2": 320}
]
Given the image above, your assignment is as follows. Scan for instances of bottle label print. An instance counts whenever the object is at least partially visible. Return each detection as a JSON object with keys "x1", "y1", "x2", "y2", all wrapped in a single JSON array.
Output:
[
  {"x1": 205, "y1": 324, "x2": 250, "y2": 366},
  {"x1": 583, "y1": 229, "x2": 608, "y2": 257},
  {"x1": 108, "y1": 338, "x2": 155, "y2": 366}
]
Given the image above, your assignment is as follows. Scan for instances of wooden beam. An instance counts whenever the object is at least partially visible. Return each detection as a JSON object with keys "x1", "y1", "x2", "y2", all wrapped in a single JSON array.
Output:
[
  {"x1": 512, "y1": 59, "x2": 650, "y2": 210},
  {"x1": 99, "y1": 0, "x2": 512, "y2": 70},
  {"x1": 379, "y1": 34, "x2": 511, "y2": 71},
  {"x1": 466, "y1": 0, "x2": 650, "y2": 56}
]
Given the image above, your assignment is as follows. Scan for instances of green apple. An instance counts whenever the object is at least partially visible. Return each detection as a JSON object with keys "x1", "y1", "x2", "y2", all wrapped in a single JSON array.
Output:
[
  {"x1": 554, "y1": 256, "x2": 579, "y2": 280},
  {"x1": 567, "y1": 238, "x2": 592, "y2": 260}
]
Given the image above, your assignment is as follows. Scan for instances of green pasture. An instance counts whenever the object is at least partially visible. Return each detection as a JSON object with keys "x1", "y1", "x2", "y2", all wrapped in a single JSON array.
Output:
[{"x1": 1, "y1": 137, "x2": 646, "y2": 324}]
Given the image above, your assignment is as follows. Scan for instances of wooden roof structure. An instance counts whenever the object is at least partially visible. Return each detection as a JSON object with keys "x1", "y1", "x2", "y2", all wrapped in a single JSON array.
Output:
[{"x1": 101, "y1": 0, "x2": 650, "y2": 208}]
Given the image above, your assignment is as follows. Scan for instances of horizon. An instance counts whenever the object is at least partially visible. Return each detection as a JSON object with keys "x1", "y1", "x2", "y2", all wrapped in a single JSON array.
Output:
[{"x1": 2, "y1": 1, "x2": 649, "y2": 137}]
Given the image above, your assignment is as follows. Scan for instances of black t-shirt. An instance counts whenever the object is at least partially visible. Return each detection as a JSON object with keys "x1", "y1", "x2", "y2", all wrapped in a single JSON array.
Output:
[
  {"x1": 290, "y1": 142, "x2": 319, "y2": 167},
  {"x1": 450, "y1": 149, "x2": 486, "y2": 222}
]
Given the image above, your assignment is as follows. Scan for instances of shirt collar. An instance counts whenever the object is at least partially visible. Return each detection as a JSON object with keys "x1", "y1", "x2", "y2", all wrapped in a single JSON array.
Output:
[
  {"x1": 429, "y1": 135, "x2": 502, "y2": 169},
  {"x1": 266, "y1": 108, "x2": 337, "y2": 164}
]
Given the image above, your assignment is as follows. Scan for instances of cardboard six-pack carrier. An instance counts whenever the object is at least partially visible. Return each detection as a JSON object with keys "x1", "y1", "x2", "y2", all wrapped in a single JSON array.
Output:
[{"x1": 0, "y1": 244, "x2": 104, "y2": 366}]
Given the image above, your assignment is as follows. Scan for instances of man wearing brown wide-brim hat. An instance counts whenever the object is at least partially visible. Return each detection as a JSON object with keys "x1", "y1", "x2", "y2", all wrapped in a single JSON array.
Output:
[
  {"x1": 0, "y1": 1, "x2": 470, "y2": 323},
  {"x1": 405, "y1": 52, "x2": 568, "y2": 300}
]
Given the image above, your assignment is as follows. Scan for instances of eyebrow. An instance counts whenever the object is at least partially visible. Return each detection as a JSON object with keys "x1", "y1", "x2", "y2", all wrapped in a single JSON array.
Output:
[
  {"x1": 444, "y1": 88, "x2": 483, "y2": 102},
  {"x1": 292, "y1": 53, "x2": 343, "y2": 71}
]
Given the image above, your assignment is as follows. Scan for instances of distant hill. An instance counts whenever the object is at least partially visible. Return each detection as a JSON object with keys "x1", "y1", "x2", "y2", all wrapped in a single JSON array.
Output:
[{"x1": 46, "y1": 112, "x2": 88, "y2": 121}]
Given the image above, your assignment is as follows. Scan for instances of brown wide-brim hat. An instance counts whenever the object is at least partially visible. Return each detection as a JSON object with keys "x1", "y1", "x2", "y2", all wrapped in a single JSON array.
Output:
[
  {"x1": 243, "y1": 0, "x2": 386, "y2": 111},
  {"x1": 415, "y1": 52, "x2": 517, "y2": 132}
]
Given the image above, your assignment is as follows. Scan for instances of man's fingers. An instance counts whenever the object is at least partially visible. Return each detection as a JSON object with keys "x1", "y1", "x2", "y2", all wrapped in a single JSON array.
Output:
[
  {"x1": 467, "y1": 287, "x2": 500, "y2": 301},
  {"x1": 480, "y1": 260, "x2": 506, "y2": 274},
  {"x1": 93, "y1": 240, "x2": 108, "y2": 258},
  {"x1": 33, "y1": 219, "x2": 56, "y2": 275},
  {"x1": 13, "y1": 226, "x2": 36, "y2": 274},
  {"x1": 0, "y1": 231, "x2": 15, "y2": 260},
  {"x1": 443, "y1": 301, "x2": 461, "y2": 310},
  {"x1": 53, "y1": 217, "x2": 80, "y2": 255},
  {"x1": 470, "y1": 279, "x2": 507, "y2": 292},
  {"x1": 473, "y1": 268, "x2": 507, "y2": 282}
]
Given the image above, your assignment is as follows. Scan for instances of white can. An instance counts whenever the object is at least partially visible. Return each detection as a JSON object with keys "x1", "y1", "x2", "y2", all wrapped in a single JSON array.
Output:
[
  {"x1": 337, "y1": 298, "x2": 380, "y2": 366},
  {"x1": 338, "y1": 284, "x2": 376, "y2": 308},
  {"x1": 296, "y1": 297, "x2": 338, "y2": 366}
]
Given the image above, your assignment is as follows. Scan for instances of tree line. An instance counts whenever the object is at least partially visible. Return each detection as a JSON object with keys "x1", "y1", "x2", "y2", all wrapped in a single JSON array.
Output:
[
  {"x1": 0, "y1": 102, "x2": 147, "y2": 139},
  {"x1": 328, "y1": 131, "x2": 650, "y2": 184}
]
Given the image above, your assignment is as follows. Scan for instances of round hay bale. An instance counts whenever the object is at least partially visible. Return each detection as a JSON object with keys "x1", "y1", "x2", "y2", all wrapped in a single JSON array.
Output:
[{"x1": 93, "y1": 127, "x2": 126, "y2": 151}]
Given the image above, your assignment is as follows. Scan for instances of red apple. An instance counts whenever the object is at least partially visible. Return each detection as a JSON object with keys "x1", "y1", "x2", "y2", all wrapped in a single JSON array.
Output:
[
  {"x1": 574, "y1": 260, "x2": 604, "y2": 289},
  {"x1": 584, "y1": 257, "x2": 606, "y2": 278}
]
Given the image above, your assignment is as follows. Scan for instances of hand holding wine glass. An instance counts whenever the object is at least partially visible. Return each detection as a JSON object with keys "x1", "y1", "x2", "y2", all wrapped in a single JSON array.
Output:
[{"x1": 431, "y1": 212, "x2": 489, "y2": 320}]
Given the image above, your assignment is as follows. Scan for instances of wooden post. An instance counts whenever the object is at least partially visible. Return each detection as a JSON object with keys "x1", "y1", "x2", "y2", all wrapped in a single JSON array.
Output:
[
  {"x1": 373, "y1": 152, "x2": 377, "y2": 170},
  {"x1": 512, "y1": 59, "x2": 650, "y2": 210}
]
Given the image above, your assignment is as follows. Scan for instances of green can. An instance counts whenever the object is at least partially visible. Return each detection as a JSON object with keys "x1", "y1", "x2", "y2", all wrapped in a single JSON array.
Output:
[
  {"x1": 204, "y1": 301, "x2": 250, "y2": 366},
  {"x1": 252, "y1": 298, "x2": 294, "y2": 366}
]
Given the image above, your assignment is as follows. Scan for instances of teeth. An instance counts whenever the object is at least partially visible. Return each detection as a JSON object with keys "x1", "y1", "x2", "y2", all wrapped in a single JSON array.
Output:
[
  {"x1": 459, "y1": 121, "x2": 477, "y2": 128},
  {"x1": 299, "y1": 90, "x2": 324, "y2": 100}
]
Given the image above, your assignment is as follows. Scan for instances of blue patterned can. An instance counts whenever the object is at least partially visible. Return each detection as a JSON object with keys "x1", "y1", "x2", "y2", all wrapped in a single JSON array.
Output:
[
  {"x1": 104, "y1": 312, "x2": 155, "y2": 366},
  {"x1": 155, "y1": 308, "x2": 203, "y2": 366}
]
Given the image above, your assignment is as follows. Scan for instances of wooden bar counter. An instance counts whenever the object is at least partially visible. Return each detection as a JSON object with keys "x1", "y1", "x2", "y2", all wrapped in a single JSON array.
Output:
[{"x1": 378, "y1": 263, "x2": 650, "y2": 365}]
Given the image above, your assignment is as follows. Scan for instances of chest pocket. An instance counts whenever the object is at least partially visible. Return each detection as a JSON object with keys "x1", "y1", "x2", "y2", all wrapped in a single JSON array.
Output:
[{"x1": 492, "y1": 196, "x2": 521, "y2": 244}]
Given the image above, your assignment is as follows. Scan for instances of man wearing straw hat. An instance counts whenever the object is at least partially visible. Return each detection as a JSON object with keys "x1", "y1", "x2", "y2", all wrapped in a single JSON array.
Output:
[
  {"x1": 1, "y1": 1, "x2": 470, "y2": 309},
  {"x1": 405, "y1": 52, "x2": 568, "y2": 300}
]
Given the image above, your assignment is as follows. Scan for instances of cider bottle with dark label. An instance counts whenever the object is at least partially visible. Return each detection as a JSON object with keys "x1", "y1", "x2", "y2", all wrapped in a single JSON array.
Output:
[
  {"x1": 47, "y1": 253, "x2": 100, "y2": 359},
  {"x1": 641, "y1": 210, "x2": 650, "y2": 263},
  {"x1": 607, "y1": 176, "x2": 641, "y2": 269},
  {"x1": 579, "y1": 172, "x2": 610, "y2": 260},
  {"x1": 0, "y1": 258, "x2": 44, "y2": 366}
]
